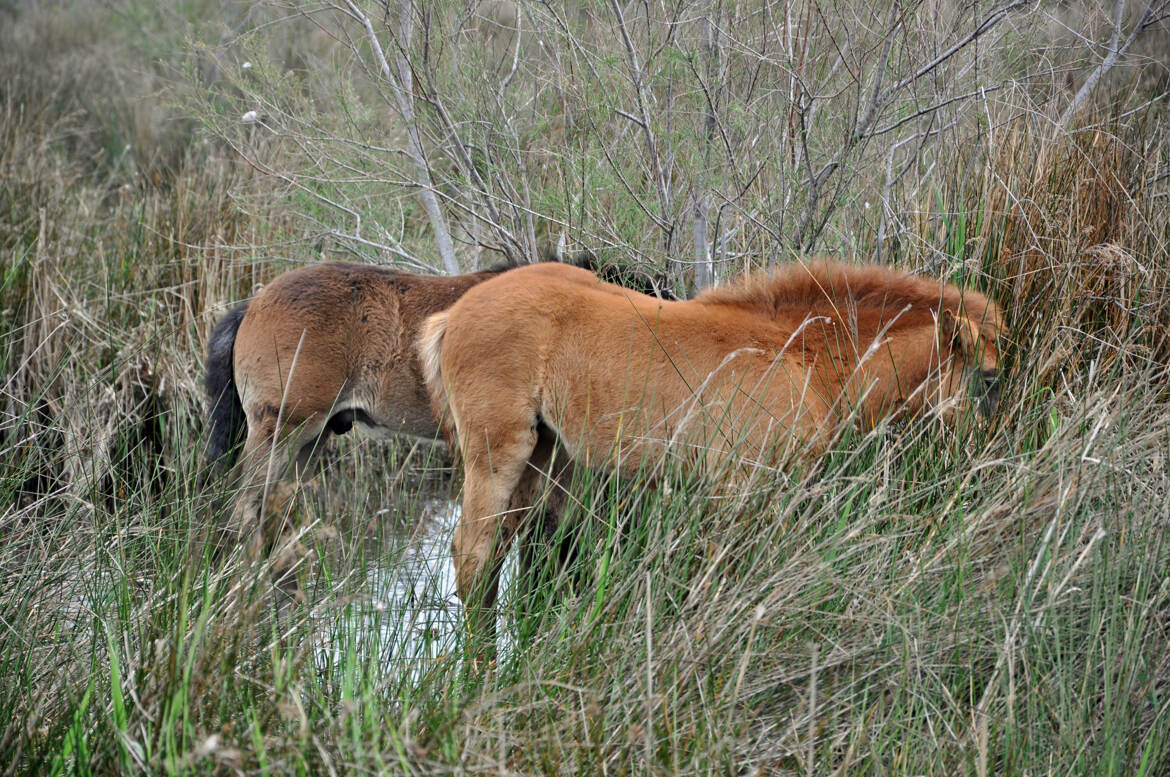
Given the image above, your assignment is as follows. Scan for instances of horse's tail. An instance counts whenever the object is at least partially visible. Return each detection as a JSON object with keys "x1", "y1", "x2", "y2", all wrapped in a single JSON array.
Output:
[
  {"x1": 416, "y1": 310, "x2": 458, "y2": 449},
  {"x1": 204, "y1": 301, "x2": 249, "y2": 472}
]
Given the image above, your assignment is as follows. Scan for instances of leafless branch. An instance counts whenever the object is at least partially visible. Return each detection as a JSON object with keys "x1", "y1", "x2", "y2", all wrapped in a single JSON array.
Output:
[
  {"x1": 342, "y1": 0, "x2": 459, "y2": 274},
  {"x1": 867, "y1": 85, "x2": 1002, "y2": 138},
  {"x1": 609, "y1": 0, "x2": 673, "y2": 239},
  {"x1": 1057, "y1": 0, "x2": 1165, "y2": 130},
  {"x1": 885, "y1": 0, "x2": 1034, "y2": 97}
]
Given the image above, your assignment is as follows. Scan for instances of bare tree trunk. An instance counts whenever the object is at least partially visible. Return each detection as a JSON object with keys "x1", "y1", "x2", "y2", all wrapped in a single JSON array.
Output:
[{"x1": 691, "y1": 4, "x2": 719, "y2": 290}]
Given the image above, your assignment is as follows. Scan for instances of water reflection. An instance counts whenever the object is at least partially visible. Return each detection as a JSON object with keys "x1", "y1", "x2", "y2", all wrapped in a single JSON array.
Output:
[{"x1": 315, "y1": 494, "x2": 516, "y2": 672}]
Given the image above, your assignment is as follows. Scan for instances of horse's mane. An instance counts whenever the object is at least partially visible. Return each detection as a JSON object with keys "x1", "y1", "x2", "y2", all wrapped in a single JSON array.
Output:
[
  {"x1": 485, "y1": 248, "x2": 677, "y2": 299},
  {"x1": 696, "y1": 259, "x2": 996, "y2": 327},
  {"x1": 482, "y1": 249, "x2": 604, "y2": 275}
]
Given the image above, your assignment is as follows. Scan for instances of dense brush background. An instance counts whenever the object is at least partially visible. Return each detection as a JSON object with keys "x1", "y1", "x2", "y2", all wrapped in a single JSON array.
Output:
[{"x1": 2, "y1": 0, "x2": 1169, "y2": 774}]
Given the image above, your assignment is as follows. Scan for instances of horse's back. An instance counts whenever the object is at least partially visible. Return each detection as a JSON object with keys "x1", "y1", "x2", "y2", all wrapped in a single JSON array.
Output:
[
  {"x1": 441, "y1": 263, "x2": 670, "y2": 371},
  {"x1": 438, "y1": 263, "x2": 808, "y2": 465}
]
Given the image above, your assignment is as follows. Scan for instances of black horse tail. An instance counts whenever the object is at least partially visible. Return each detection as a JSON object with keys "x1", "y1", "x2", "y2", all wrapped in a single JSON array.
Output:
[{"x1": 204, "y1": 301, "x2": 249, "y2": 472}]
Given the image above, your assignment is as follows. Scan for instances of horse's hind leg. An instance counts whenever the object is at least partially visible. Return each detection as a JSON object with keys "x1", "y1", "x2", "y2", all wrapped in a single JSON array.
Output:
[
  {"x1": 453, "y1": 411, "x2": 541, "y2": 646},
  {"x1": 226, "y1": 412, "x2": 324, "y2": 561},
  {"x1": 225, "y1": 419, "x2": 284, "y2": 558},
  {"x1": 269, "y1": 425, "x2": 332, "y2": 515}
]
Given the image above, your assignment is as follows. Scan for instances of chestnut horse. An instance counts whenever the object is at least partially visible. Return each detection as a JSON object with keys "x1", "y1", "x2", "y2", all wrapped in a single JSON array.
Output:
[
  {"x1": 418, "y1": 259, "x2": 1003, "y2": 638},
  {"x1": 204, "y1": 256, "x2": 672, "y2": 560}
]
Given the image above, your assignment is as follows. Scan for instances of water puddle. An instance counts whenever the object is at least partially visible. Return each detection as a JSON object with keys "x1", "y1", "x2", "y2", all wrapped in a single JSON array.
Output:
[{"x1": 312, "y1": 492, "x2": 517, "y2": 672}]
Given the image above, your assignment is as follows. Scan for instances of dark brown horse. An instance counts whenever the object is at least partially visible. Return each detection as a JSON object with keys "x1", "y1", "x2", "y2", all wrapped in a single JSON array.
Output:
[
  {"x1": 418, "y1": 259, "x2": 1003, "y2": 640},
  {"x1": 204, "y1": 256, "x2": 672, "y2": 561}
]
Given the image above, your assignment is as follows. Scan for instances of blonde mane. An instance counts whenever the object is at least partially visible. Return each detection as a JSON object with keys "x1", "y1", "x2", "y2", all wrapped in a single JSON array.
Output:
[{"x1": 696, "y1": 259, "x2": 998, "y2": 333}]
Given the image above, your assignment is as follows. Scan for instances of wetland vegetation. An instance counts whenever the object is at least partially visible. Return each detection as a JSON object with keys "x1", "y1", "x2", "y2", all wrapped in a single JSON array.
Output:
[{"x1": 1, "y1": 1, "x2": 1169, "y2": 774}]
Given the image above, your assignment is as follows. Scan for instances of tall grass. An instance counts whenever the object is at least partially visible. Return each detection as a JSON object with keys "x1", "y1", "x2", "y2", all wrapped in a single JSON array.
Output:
[{"x1": 2, "y1": 0, "x2": 1169, "y2": 775}]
